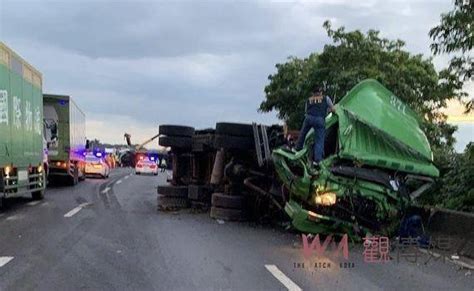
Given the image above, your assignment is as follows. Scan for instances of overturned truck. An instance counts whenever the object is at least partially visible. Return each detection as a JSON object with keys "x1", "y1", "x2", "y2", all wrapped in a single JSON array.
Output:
[{"x1": 157, "y1": 79, "x2": 439, "y2": 238}]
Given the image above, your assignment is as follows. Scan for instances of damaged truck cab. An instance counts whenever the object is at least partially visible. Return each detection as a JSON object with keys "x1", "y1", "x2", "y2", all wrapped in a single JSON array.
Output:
[{"x1": 273, "y1": 79, "x2": 439, "y2": 237}]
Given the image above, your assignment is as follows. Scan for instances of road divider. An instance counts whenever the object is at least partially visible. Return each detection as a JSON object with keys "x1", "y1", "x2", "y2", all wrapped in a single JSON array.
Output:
[
  {"x1": 0, "y1": 256, "x2": 14, "y2": 267},
  {"x1": 265, "y1": 264, "x2": 302, "y2": 291},
  {"x1": 64, "y1": 202, "x2": 91, "y2": 218}
]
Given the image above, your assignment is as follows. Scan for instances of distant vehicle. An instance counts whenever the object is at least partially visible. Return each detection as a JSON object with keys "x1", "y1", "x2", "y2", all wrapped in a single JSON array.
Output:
[
  {"x1": 0, "y1": 42, "x2": 46, "y2": 207},
  {"x1": 84, "y1": 155, "x2": 110, "y2": 179},
  {"x1": 135, "y1": 159, "x2": 158, "y2": 175},
  {"x1": 43, "y1": 94, "x2": 87, "y2": 185}
]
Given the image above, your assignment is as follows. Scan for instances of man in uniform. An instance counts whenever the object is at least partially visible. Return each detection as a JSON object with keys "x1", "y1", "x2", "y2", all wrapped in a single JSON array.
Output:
[{"x1": 295, "y1": 86, "x2": 336, "y2": 167}]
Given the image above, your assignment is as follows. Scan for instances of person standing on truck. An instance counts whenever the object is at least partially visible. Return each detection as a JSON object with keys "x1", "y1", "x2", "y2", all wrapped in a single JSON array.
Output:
[{"x1": 295, "y1": 86, "x2": 336, "y2": 167}]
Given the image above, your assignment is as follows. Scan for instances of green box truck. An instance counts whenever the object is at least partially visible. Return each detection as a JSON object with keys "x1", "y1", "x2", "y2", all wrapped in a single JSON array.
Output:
[
  {"x1": 0, "y1": 42, "x2": 46, "y2": 207},
  {"x1": 43, "y1": 94, "x2": 87, "y2": 185}
]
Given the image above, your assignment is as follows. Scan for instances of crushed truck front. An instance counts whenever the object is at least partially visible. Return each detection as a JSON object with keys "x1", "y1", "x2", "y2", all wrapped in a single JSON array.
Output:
[{"x1": 273, "y1": 79, "x2": 439, "y2": 237}]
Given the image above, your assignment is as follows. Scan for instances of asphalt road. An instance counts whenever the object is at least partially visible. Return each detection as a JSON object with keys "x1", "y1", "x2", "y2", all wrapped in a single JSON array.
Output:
[{"x1": 0, "y1": 168, "x2": 471, "y2": 291}]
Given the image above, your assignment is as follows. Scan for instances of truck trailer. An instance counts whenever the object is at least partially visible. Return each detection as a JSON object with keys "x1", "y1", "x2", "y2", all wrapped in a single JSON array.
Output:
[
  {"x1": 0, "y1": 42, "x2": 46, "y2": 207},
  {"x1": 43, "y1": 94, "x2": 87, "y2": 185}
]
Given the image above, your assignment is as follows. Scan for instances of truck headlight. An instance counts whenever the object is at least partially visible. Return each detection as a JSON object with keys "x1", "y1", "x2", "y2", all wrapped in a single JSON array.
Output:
[
  {"x1": 315, "y1": 192, "x2": 337, "y2": 206},
  {"x1": 4, "y1": 166, "x2": 11, "y2": 176}
]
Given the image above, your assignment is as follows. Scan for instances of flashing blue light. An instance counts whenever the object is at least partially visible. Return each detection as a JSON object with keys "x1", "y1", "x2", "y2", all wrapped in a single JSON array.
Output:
[
  {"x1": 96, "y1": 152, "x2": 103, "y2": 157},
  {"x1": 150, "y1": 157, "x2": 155, "y2": 161}
]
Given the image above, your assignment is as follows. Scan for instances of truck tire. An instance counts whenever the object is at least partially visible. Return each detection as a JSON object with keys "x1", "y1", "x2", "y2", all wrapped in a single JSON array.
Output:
[
  {"x1": 32, "y1": 190, "x2": 44, "y2": 200},
  {"x1": 0, "y1": 197, "x2": 6, "y2": 209},
  {"x1": 210, "y1": 206, "x2": 243, "y2": 221},
  {"x1": 211, "y1": 193, "x2": 243, "y2": 209},
  {"x1": 157, "y1": 195, "x2": 189, "y2": 211},
  {"x1": 69, "y1": 167, "x2": 79, "y2": 186},
  {"x1": 216, "y1": 122, "x2": 253, "y2": 137},
  {"x1": 159, "y1": 136, "x2": 192, "y2": 149},
  {"x1": 157, "y1": 185, "x2": 188, "y2": 198},
  {"x1": 214, "y1": 135, "x2": 254, "y2": 150},
  {"x1": 159, "y1": 125, "x2": 195, "y2": 137}
]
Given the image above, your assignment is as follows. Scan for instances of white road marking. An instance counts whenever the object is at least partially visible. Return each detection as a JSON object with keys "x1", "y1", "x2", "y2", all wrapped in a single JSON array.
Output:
[
  {"x1": 124, "y1": 176, "x2": 129, "y2": 180},
  {"x1": 116, "y1": 179, "x2": 122, "y2": 185},
  {"x1": 101, "y1": 187, "x2": 111, "y2": 194},
  {"x1": 265, "y1": 264, "x2": 302, "y2": 291},
  {"x1": 6, "y1": 215, "x2": 19, "y2": 221},
  {"x1": 64, "y1": 203, "x2": 91, "y2": 218},
  {"x1": 0, "y1": 257, "x2": 14, "y2": 267},
  {"x1": 27, "y1": 200, "x2": 41, "y2": 206}
]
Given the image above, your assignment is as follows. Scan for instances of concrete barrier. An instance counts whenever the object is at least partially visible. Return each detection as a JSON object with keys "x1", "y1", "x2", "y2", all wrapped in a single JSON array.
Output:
[{"x1": 415, "y1": 207, "x2": 474, "y2": 259}]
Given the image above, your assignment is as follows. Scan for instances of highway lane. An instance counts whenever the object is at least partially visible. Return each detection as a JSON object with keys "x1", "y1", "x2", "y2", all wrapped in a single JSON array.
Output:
[{"x1": 0, "y1": 168, "x2": 472, "y2": 290}]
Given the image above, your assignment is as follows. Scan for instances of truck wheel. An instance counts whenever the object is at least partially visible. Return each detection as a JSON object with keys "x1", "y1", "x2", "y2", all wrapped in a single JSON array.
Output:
[
  {"x1": 159, "y1": 125, "x2": 195, "y2": 137},
  {"x1": 157, "y1": 195, "x2": 189, "y2": 211},
  {"x1": 69, "y1": 167, "x2": 79, "y2": 186},
  {"x1": 216, "y1": 122, "x2": 253, "y2": 137},
  {"x1": 157, "y1": 185, "x2": 188, "y2": 198},
  {"x1": 0, "y1": 197, "x2": 6, "y2": 209},
  {"x1": 214, "y1": 135, "x2": 254, "y2": 150},
  {"x1": 210, "y1": 206, "x2": 243, "y2": 221},
  {"x1": 211, "y1": 193, "x2": 243, "y2": 209},
  {"x1": 159, "y1": 136, "x2": 192, "y2": 149},
  {"x1": 32, "y1": 190, "x2": 44, "y2": 200}
]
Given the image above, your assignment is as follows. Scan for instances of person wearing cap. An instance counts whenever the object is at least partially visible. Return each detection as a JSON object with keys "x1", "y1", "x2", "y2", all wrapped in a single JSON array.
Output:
[{"x1": 295, "y1": 86, "x2": 336, "y2": 167}]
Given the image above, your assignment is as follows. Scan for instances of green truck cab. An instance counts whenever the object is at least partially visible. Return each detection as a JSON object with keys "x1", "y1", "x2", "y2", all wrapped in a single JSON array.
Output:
[
  {"x1": 273, "y1": 79, "x2": 439, "y2": 237},
  {"x1": 0, "y1": 42, "x2": 46, "y2": 207},
  {"x1": 43, "y1": 94, "x2": 87, "y2": 185}
]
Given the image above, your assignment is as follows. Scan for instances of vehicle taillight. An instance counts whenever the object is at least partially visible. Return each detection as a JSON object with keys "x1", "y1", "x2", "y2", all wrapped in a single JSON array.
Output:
[{"x1": 55, "y1": 161, "x2": 67, "y2": 168}]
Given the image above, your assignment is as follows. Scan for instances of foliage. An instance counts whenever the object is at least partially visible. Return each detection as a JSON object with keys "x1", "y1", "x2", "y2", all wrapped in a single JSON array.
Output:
[
  {"x1": 430, "y1": 0, "x2": 473, "y2": 112},
  {"x1": 260, "y1": 21, "x2": 461, "y2": 154},
  {"x1": 419, "y1": 143, "x2": 474, "y2": 212}
]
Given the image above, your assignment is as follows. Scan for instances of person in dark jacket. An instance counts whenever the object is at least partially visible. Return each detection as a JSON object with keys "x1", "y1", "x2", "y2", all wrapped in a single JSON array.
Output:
[{"x1": 295, "y1": 86, "x2": 336, "y2": 167}]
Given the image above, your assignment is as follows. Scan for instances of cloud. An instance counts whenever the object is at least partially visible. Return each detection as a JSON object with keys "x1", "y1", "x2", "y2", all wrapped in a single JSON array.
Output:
[{"x1": 0, "y1": 0, "x2": 456, "y2": 143}]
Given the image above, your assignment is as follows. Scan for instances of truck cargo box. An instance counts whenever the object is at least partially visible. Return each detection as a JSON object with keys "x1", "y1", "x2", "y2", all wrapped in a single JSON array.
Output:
[
  {"x1": 43, "y1": 94, "x2": 86, "y2": 185},
  {"x1": 0, "y1": 42, "x2": 46, "y2": 204}
]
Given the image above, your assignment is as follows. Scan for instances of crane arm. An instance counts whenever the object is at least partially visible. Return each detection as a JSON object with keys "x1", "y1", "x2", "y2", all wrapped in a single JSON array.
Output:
[{"x1": 136, "y1": 134, "x2": 160, "y2": 150}]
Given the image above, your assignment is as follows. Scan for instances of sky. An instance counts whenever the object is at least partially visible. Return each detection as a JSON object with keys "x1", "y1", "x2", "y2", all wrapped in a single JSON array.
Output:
[{"x1": 0, "y1": 0, "x2": 471, "y2": 148}]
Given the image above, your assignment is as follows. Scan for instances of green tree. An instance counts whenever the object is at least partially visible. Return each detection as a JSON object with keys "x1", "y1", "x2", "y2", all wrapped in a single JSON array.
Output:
[
  {"x1": 260, "y1": 21, "x2": 461, "y2": 154},
  {"x1": 430, "y1": 0, "x2": 473, "y2": 112},
  {"x1": 419, "y1": 143, "x2": 474, "y2": 211}
]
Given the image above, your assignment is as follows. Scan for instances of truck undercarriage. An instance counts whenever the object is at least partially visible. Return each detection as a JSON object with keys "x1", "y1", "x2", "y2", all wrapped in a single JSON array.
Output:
[{"x1": 153, "y1": 79, "x2": 439, "y2": 239}]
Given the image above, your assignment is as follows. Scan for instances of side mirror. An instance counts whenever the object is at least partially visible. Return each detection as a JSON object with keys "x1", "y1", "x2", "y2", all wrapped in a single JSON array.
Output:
[{"x1": 85, "y1": 139, "x2": 90, "y2": 150}]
